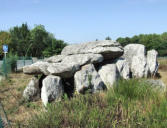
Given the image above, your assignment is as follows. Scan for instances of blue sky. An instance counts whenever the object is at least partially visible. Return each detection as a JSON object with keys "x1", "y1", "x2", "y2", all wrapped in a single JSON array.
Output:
[{"x1": 0, "y1": 0, "x2": 167, "y2": 44}]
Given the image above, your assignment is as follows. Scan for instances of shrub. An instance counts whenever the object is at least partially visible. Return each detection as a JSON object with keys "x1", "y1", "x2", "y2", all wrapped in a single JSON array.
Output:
[{"x1": 7, "y1": 53, "x2": 18, "y2": 72}]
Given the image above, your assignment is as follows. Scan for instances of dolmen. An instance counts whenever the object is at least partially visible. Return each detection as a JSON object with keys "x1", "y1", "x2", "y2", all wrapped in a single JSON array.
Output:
[{"x1": 22, "y1": 40, "x2": 160, "y2": 106}]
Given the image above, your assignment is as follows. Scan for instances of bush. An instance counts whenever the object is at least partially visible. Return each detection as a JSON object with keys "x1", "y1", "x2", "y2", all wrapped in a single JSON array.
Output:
[
  {"x1": 7, "y1": 53, "x2": 18, "y2": 72},
  {"x1": 0, "y1": 58, "x2": 11, "y2": 77},
  {"x1": 28, "y1": 79, "x2": 167, "y2": 128}
]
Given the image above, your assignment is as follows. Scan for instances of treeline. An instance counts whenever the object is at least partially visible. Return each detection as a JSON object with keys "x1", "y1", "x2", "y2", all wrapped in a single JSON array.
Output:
[
  {"x1": 117, "y1": 33, "x2": 167, "y2": 56},
  {"x1": 1, "y1": 24, "x2": 167, "y2": 58},
  {"x1": 0, "y1": 23, "x2": 67, "y2": 58}
]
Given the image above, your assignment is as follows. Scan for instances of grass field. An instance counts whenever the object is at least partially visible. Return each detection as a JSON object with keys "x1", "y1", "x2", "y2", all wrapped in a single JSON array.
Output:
[
  {"x1": 158, "y1": 58, "x2": 167, "y2": 85},
  {"x1": 0, "y1": 58, "x2": 166, "y2": 127},
  {"x1": 0, "y1": 73, "x2": 43, "y2": 127}
]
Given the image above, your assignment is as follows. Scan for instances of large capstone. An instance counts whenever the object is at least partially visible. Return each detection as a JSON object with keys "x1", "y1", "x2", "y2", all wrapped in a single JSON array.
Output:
[
  {"x1": 23, "y1": 61, "x2": 50, "y2": 75},
  {"x1": 45, "y1": 55, "x2": 65, "y2": 63},
  {"x1": 47, "y1": 54, "x2": 103, "y2": 78},
  {"x1": 147, "y1": 50, "x2": 159, "y2": 76},
  {"x1": 23, "y1": 77, "x2": 40, "y2": 101},
  {"x1": 23, "y1": 54, "x2": 103, "y2": 78},
  {"x1": 61, "y1": 40, "x2": 124, "y2": 60},
  {"x1": 41, "y1": 75, "x2": 64, "y2": 106},
  {"x1": 98, "y1": 64, "x2": 120, "y2": 89},
  {"x1": 74, "y1": 64, "x2": 105, "y2": 94}
]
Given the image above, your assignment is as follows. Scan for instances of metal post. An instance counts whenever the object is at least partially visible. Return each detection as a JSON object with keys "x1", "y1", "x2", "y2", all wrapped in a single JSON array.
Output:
[
  {"x1": 24, "y1": 56, "x2": 25, "y2": 66},
  {"x1": 4, "y1": 53, "x2": 6, "y2": 60},
  {"x1": 4, "y1": 53, "x2": 7, "y2": 78}
]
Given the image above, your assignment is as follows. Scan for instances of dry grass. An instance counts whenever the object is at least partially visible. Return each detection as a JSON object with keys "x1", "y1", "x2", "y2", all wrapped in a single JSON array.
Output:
[
  {"x1": 158, "y1": 58, "x2": 167, "y2": 85},
  {"x1": 0, "y1": 73, "x2": 43, "y2": 127}
]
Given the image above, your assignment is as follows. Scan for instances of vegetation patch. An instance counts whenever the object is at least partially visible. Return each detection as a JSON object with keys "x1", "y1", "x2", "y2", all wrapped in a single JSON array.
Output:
[{"x1": 28, "y1": 79, "x2": 167, "y2": 128}]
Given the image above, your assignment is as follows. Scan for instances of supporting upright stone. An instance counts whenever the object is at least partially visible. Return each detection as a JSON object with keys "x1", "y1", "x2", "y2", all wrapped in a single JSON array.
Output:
[
  {"x1": 123, "y1": 44, "x2": 148, "y2": 78},
  {"x1": 98, "y1": 64, "x2": 120, "y2": 89},
  {"x1": 74, "y1": 64, "x2": 105, "y2": 94},
  {"x1": 41, "y1": 75, "x2": 64, "y2": 106},
  {"x1": 147, "y1": 50, "x2": 159, "y2": 76},
  {"x1": 23, "y1": 77, "x2": 40, "y2": 101},
  {"x1": 116, "y1": 58, "x2": 130, "y2": 79}
]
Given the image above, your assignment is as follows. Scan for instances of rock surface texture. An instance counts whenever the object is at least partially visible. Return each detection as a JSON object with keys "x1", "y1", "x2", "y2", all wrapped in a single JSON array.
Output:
[
  {"x1": 131, "y1": 55, "x2": 148, "y2": 78},
  {"x1": 98, "y1": 64, "x2": 119, "y2": 89},
  {"x1": 123, "y1": 44, "x2": 158, "y2": 78},
  {"x1": 74, "y1": 64, "x2": 105, "y2": 94},
  {"x1": 147, "y1": 50, "x2": 159, "y2": 76},
  {"x1": 61, "y1": 40, "x2": 124, "y2": 60},
  {"x1": 144, "y1": 79, "x2": 166, "y2": 91},
  {"x1": 41, "y1": 75, "x2": 63, "y2": 106},
  {"x1": 22, "y1": 40, "x2": 163, "y2": 105},
  {"x1": 116, "y1": 58, "x2": 130, "y2": 79},
  {"x1": 23, "y1": 77, "x2": 40, "y2": 101},
  {"x1": 123, "y1": 44, "x2": 146, "y2": 67}
]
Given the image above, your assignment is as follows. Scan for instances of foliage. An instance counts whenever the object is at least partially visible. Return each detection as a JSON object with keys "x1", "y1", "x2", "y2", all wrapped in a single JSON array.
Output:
[
  {"x1": 42, "y1": 38, "x2": 67, "y2": 57},
  {"x1": 105, "y1": 36, "x2": 112, "y2": 40},
  {"x1": 0, "y1": 23, "x2": 67, "y2": 58},
  {"x1": 0, "y1": 31, "x2": 11, "y2": 58},
  {"x1": 7, "y1": 53, "x2": 18, "y2": 72},
  {"x1": 0, "y1": 58, "x2": 11, "y2": 77},
  {"x1": 28, "y1": 79, "x2": 167, "y2": 128},
  {"x1": 117, "y1": 33, "x2": 167, "y2": 56},
  {"x1": 30, "y1": 25, "x2": 50, "y2": 57},
  {"x1": 9, "y1": 23, "x2": 31, "y2": 56}
]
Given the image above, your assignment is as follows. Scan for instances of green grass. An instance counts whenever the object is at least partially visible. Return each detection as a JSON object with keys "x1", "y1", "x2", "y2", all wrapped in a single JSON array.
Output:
[{"x1": 27, "y1": 79, "x2": 167, "y2": 128}]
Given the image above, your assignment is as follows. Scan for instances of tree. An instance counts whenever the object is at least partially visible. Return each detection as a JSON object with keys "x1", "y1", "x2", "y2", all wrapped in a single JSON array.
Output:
[
  {"x1": 42, "y1": 36, "x2": 67, "y2": 57},
  {"x1": 117, "y1": 33, "x2": 167, "y2": 56},
  {"x1": 117, "y1": 37, "x2": 131, "y2": 46},
  {"x1": 0, "y1": 31, "x2": 11, "y2": 58},
  {"x1": 30, "y1": 25, "x2": 67, "y2": 57},
  {"x1": 30, "y1": 25, "x2": 49, "y2": 57},
  {"x1": 9, "y1": 23, "x2": 31, "y2": 56},
  {"x1": 105, "y1": 36, "x2": 112, "y2": 40},
  {"x1": 1, "y1": 23, "x2": 67, "y2": 58}
]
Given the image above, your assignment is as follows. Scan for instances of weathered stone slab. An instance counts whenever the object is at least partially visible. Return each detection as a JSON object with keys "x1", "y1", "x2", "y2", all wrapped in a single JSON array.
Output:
[
  {"x1": 98, "y1": 64, "x2": 120, "y2": 89},
  {"x1": 147, "y1": 50, "x2": 159, "y2": 76},
  {"x1": 23, "y1": 77, "x2": 40, "y2": 101},
  {"x1": 116, "y1": 58, "x2": 130, "y2": 79},
  {"x1": 41, "y1": 75, "x2": 64, "y2": 106},
  {"x1": 74, "y1": 64, "x2": 105, "y2": 93},
  {"x1": 61, "y1": 40, "x2": 123, "y2": 60}
]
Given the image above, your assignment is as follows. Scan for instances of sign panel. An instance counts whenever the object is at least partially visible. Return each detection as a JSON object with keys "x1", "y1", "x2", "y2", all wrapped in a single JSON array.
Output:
[{"x1": 3, "y1": 45, "x2": 8, "y2": 53}]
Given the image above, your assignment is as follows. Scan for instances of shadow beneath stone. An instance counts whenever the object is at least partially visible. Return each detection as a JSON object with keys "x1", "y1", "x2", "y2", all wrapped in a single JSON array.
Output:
[
  {"x1": 62, "y1": 77, "x2": 75, "y2": 98},
  {"x1": 38, "y1": 74, "x2": 46, "y2": 98}
]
